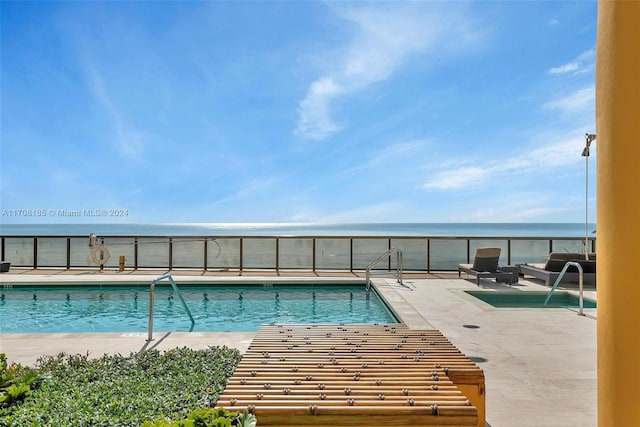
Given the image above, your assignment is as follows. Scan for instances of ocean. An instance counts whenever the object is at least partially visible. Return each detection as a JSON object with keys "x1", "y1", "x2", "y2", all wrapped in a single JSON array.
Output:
[{"x1": 0, "y1": 223, "x2": 596, "y2": 238}]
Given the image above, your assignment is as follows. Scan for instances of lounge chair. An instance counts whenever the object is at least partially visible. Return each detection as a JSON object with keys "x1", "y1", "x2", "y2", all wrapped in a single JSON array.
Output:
[
  {"x1": 519, "y1": 252, "x2": 596, "y2": 287},
  {"x1": 458, "y1": 248, "x2": 515, "y2": 285}
]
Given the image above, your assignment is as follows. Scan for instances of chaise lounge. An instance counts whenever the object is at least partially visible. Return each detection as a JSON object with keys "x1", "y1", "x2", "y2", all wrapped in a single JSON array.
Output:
[
  {"x1": 518, "y1": 252, "x2": 596, "y2": 287},
  {"x1": 458, "y1": 248, "x2": 515, "y2": 285}
]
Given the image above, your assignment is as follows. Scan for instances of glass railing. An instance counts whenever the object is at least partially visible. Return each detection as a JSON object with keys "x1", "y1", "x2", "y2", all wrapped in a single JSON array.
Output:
[{"x1": 0, "y1": 235, "x2": 596, "y2": 272}]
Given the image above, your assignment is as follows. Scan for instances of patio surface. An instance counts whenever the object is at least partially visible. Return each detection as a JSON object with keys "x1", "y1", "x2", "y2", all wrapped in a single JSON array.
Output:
[{"x1": 0, "y1": 270, "x2": 596, "y2": 427}]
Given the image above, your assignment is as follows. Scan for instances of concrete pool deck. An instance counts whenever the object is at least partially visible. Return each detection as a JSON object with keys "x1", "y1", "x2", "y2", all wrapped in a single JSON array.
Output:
[{"x1": 0, "y1": 270, "x2": 596, "y2": 427}]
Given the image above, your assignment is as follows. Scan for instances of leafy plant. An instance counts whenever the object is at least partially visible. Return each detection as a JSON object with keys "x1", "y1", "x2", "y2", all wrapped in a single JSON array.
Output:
[
  {"x1": 141, "y1": 408, "x2": 257, "y2": 427},
  {"x1": 0, "y1": 353, "x2": 46, "y2": 408},
  {"x1": 0, "y1": 346, "x2": 242, "y2": 427}
]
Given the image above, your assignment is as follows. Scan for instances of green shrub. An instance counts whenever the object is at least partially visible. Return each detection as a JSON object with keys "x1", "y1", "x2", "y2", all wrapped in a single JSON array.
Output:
[
  {"x1": 142, "y1": 407, "x2": 256, "y2": 427},
  {"x1": 0, "y1": 354, "x2": 47, "y2": 408},
  {"x1": 0, "y1": 346, "x2": 241, "y2": 427}
]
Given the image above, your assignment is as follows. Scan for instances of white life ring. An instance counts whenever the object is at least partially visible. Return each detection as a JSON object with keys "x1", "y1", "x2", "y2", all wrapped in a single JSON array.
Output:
[{"x1": 90, "y1": 244, "x2": 111, "y2": 265}]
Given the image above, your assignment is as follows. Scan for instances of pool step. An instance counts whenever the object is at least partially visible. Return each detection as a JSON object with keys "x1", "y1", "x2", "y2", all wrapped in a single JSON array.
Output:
[{"x1": 217, "y1": 324, "x2": 485, "y2": 427}]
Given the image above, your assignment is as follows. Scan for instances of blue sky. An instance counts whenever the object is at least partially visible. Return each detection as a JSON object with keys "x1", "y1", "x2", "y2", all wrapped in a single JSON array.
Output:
[{"x1": 1, "y1": 1, "x2": 597, "y2": 224}]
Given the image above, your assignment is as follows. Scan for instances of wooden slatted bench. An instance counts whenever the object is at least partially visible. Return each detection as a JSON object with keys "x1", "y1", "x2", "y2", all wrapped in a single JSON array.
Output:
[{"x1": 218, "y1": 324, "x2": 485, "y2": 426}]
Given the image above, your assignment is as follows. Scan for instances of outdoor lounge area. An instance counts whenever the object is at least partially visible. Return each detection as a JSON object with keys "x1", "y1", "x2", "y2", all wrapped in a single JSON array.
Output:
[
  {"x1": 0, "y1": 269, "x2": 597, "y2": 427},
  {"x1": 457, "y1": 248, "x2": 517, "y2": 285},
  {"x1": 519, "y1": 252, "x2": 596, "y2": 287}
]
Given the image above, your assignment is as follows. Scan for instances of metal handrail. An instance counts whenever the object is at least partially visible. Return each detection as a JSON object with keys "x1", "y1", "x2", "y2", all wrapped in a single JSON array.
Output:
[
  {"x1": 543, "y1": 261, "x2": 585, "y2": 316},
  {"x1": 365, "y1": 248, "x2": 404, "y2": 293},
  {"x1": 147, "y1": 273, "x2": 195, "y2": 341}
]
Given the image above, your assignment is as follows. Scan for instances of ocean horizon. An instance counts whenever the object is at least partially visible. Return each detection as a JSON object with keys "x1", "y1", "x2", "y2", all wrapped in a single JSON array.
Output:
[{"x1": 0, "y1": 222, "x2": 596, "y2": 238}]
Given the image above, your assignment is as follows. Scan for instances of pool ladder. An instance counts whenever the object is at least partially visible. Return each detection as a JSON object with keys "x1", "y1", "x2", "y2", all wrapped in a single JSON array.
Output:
[
  {"x1": 543, "y1": 261, "x2": 586, "y2": 316},
  {"x1": 365, "y1": 248, "x2": 404, "y2": 294},
  {"x1": 147, "y1": 273, "x2": 195, "y2": 341}
]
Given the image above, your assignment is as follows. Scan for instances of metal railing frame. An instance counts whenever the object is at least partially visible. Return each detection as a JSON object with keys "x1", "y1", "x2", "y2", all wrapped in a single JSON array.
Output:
[
  {"x1": 147, "y1": 273, "x2": 195, "y2": 341},
  {"x1": 0, "y1": 234, "x2": 597, "y2": 273},
  {"x1": 543, "y1": 261, "x2": 586, "y2": 316},
  {"x1": 365, "y1": 248, "x2": 403, "y2": 293}
]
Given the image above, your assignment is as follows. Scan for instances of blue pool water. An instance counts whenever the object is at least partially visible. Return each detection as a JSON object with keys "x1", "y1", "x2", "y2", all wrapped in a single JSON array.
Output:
[
  {"x1": 465, "y1": 290, "x2": 597, "y2": 308},
  {"x1": 0, "y1": 284, "x2": 397, "y2": 333}
]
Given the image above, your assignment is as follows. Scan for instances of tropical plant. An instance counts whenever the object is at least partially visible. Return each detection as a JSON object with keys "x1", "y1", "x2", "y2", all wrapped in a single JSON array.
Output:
[{"x1": 0, "y1": 353, "x2": 46, "y2": 408}]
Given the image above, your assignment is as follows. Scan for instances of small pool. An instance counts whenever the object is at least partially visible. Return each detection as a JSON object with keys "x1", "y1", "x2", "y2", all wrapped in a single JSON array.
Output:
[
  {"x1": 0, "y1": 284, "x2": 398, "y2": 333},
  {"x1": 465, "y1": 291, "x2": 597, "y2": 308}
]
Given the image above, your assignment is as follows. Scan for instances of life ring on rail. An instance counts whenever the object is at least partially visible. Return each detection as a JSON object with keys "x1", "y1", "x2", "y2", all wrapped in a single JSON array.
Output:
[{"x1": 90, "y1": 244, "x2": 111, "y2": 265}]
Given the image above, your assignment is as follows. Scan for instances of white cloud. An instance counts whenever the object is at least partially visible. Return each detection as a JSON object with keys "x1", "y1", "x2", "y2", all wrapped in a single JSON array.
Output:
[
  {"x1": 420, "y1": 128, "x2": 592, "y2": 191},
  {"x1": 342, "y1": 139, "x2": 430, "y2": 175},
  {"x1": 547, "y1": 49, "x2": 594, "y2": 75},
  {"x1": 295, "y1": 3, "x2": 481, "y2": 140},
  {"x1": 86, "y1": 67, "x2": 145, "y2": 161},
  {"x1": 422, "y1": 166, "x2": 488, "y2": 190},
  {"x1": 310, "y1": 201, "x2": 407, "y2": 223},
  {"x1": 295, "y1": 77, "x2": 344, "y2": 140},
  {"x1": 543, "y1": 85, "x2": 595, "y2": 113}
]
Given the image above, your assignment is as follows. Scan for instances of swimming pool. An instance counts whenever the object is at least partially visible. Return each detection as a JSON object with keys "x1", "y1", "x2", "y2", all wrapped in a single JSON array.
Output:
[
  {"x1": 465, "y1": 290, "x2": 597, "y2": 308},
  {"x1": 0, "y1": 284, "x2": 397, "y2": 333}
]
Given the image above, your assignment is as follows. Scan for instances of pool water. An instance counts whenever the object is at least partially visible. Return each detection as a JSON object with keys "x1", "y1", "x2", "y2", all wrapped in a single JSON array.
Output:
[
  {"x1": 0, "y1": 284, "x2": 397, "y2": 333},
  {"x1": 465, "y1": 290, "x2": 597, "y2": 308}
]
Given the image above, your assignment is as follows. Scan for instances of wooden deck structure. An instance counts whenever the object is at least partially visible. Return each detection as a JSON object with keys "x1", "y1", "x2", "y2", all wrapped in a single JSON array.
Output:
[{"x1": 217, "y1": 324, "x2": 485, "y2": 426}]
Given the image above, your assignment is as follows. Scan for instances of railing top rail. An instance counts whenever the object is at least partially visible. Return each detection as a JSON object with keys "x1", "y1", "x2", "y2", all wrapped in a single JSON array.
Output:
[{"x1": 0, "y1": 234, "x2": 597, "y2": 240}]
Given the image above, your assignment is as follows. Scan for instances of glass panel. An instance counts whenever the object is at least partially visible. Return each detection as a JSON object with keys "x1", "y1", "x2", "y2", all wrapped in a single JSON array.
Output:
[
  {"x1": 469, "y1": 239, "x2": 508, "y2": 266},
  {"x1": 243, "y1": 238, "x2": 276, "y2": 269},
  {"x1": 352, "y1": 239, "x2": 388, "y2": 270},
  {"x1": 391, "y1": 238, "x2": 427, "y2": 271},
  {"x1": 100, "y1": 238, "x2": 136, "y2": 269},
  {"x1": 137, "y1": 238, "x2": 169, "y2": 268},
  {"x1": 3, "y1": 237, "x2": 34, "y2": 267},
  {"x1": 552, "y1": 239, "x2": 586, "y2": 254},
  {"x1": 279, "y1": 238, "x2": 313, "y2": 269},
  {"x1": 315, "y1": 238, "x2": 350, "y2": 270},
  {"x1": 70, "y1": 237, "x2": 93, "y2": 268},
  {"x1": 208, "y1": 238, "x2": 240, "y2": 270},
  {"x1": 429, "y1": 239, "x2": 467, "y2": 271},
  {"x1": 173, "y1": 238, "x2": 204, "y2": 269},
  {"x1": 37, "y1": 238, "x2": 67, "y2": 267},
  {"x1": 510, "y1": 239, "x2": 550, "y2": 265}
]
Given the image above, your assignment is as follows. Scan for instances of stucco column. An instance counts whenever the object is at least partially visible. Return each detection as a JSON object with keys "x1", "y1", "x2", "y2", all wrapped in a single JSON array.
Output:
[{"x1": 596, "y1": 1, "x2": 640, "y2": 426}]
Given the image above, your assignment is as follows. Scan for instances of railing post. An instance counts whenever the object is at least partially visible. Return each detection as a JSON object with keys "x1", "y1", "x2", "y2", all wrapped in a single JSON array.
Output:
[
  {"x1": 134, "y1": 238, "x2": 139, "y2": 270},
  {"x1": 33, "y1": 237, "x2": 38, "y2": 269},
  {"x1": 168, "y1": 238, "x2": 173, "y2": 270},
  {"x1": 350, "y1": 238, "x2": 353, "y2": 273},
  {"x1": 312, "y1": 238, "x2": 316, "y2": 272},
  {"x1": 203, "y1": 239, "x2": 208, "y2": 271},
  {"x1": 276, "y1": 238, "x2": 280, "y2": 272},
  {"x1": 66, "y1": 238, "x2": 71, "y2": 270},
  {"x1": 239, "y1": 238, "x2": 243, "y2": 272},
  {"x1": 427, "y1": 239, "x2": 431, "y2": 273}
]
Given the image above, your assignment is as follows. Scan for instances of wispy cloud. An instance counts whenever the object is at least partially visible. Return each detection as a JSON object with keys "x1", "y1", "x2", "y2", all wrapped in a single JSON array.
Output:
[
  {"x1": 342, "y1": 139, "x2": 430, "y2": 175},
  {"x1": 295, "y1": 3, "x2": 481, "y2": 140},
  {"x1": 547, "y1": 49, "x2": 594, "y2": 75},
  {"x1": 309, "y1": 201, "x2": 407, "y2": 223},
  {"x1": 86, "y1": 66, "x2": 146, "y2": 161},
  {"x1": 421, "y1": 128, "x2": 590, "y2": 191},
  {"x1": 422, "y1": 166, "x2": 488, "y2": 190},
  {"x1": 543, "y1": 85, "x2": 595, "y2": 113}
]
